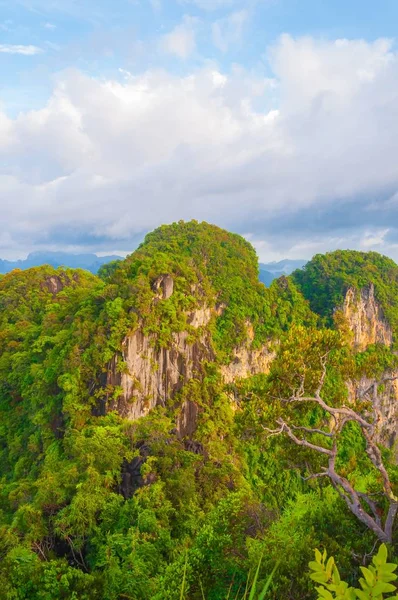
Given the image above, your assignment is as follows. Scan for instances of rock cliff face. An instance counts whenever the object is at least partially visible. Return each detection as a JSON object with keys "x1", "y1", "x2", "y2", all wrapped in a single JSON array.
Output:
[
  {"x1": 343, "y1": 284, "x2": 393, "y2": 350},
  {"x1": 107, "y1": 311, "x2": 214, "y2": 423},
  {"x1": 343, "y1": 285, "x2": 397, "y2": 451},
  {"x1": 220, "y1": 345, "x2": 275, "y2": 384},
  {"x1": 221, "y1": 322, "x2": 275, "y2": 383},
  {"x1": 107, "y1": 310, "x2": 275, "y2": 433},
  {"x1": 106, "y1": 276, "x2": 397, "y2": 446},
  {"x1": 347, "y1": 374, "x2": 398, "y2": 454},
  {"x1": 106, "y1": 279, "x2": 275, "y2": 433}
]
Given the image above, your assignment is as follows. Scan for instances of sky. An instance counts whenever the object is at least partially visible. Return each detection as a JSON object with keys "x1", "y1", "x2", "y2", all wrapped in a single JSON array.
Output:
[{"x1": 1, "y1": 0, "x2": 398, "y2": 262}]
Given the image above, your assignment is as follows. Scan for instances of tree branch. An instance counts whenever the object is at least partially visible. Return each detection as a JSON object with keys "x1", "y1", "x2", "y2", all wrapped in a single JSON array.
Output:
[
  {"x1": 275, "y1": 419, "x2": 334, "y2": 456},
  {"x1": 283, "y1": 395, "x2": 372, "y2": 429},
  {"x1": 315, "y1": 353, "x2": 329, "y2": 397},
  {"x1": 289, "y1": 424, "x2": 334, "y2": 438},
  {"x1": 265, "y1": 368, "x2": 397, "y2": 543},
  {"x1": 357, "y1": 492, "x2": 382, "y2": 527}
]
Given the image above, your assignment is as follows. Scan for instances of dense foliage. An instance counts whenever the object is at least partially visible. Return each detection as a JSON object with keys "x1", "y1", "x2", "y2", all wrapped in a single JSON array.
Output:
[
  {"x1": 0, "y1": 222, "x2": 397, "y2": 599},
  {"x1": 309, "y1": 543, "x2": 398, "y2": 599},
  {"x1": 292, "y1": 250, "x2": 398, "y2": 342},
  {"x1": 102, "y1": 220, "x2": 315, "y2": 359}
]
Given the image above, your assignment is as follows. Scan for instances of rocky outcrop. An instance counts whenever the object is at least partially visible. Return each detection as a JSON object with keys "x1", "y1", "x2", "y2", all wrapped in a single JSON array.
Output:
[
  {"x1": 106, "y1": 308, "x2": 275, "y2": 433},
  {"x1": 106, "y1": 282, "x2": 225, "y2": 434},
  {"x1": 221, "y1": 345, "x2": 275, "y2": 383},
  {"x1": 343, "y1": 284, "x2": 392, "y2": 350},
  {"x1": 106, "y1": 281, "x2": 396, "y2": 445},
  {"x1": 177, "y1": 400, "x2": 199, "y2": 438},
  {"x1": 152, "y1": 274, "x2": 174, "y2": 300},
  {"x1": 119, "y1": 437, "x2": 207, "y2": 499},
  {"x1": 342, "y1": 284, "x2": 397, "y2": 452},
  {"x1": 107, "y1": 324, "x2": 214, "y2": 422},
  {"x1": 347, "y1": 374, "x2": 398, "y2": 453},
  {"x1": 221, "y1": 321, "x2": 275, "y2": 383},
  {"x1": 42, "y1": 275, "x2": 66, "y2": 295},
  {"x1": 119, "y1": 441, "x2": 151, "y2": 499}
]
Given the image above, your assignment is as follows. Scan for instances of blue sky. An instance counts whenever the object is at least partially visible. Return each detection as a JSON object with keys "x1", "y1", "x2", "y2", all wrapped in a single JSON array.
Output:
[
  {"x1": 1, "y1": 0, "x2": 398, "y2": 260},
  {"x1": 2, "y1": 0, "x2": 398, "y2": 114}
]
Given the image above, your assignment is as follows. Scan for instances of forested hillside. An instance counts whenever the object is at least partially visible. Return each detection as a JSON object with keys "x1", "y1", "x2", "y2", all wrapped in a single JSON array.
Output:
[{"x1": 0, "y1": 221, "x2": 397, "y2": 599}]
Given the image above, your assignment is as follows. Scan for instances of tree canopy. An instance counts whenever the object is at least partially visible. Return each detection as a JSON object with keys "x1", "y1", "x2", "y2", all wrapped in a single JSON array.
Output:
[{"x1": 0, "y1": 221, "x2": 397, "y2": 599}]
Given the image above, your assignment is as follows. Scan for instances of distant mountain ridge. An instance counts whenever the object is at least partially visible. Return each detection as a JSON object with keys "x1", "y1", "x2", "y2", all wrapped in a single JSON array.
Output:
[
  {"x1": 0, "y1": 252, "x2": 305, "y2": 282},
  {"x1": 0, "y1": 251, "x2": 123, "y2": 275},
  {"x1": 259, "y1": 258, "x2": 307, "y2": 286}
]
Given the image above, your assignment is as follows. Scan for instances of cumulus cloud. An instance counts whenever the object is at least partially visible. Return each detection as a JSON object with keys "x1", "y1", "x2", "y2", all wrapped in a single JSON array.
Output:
[
  {"x1": 160, "y1": 17, "x2": 197, "y2": 59},
  {"x1": 1, "y1": 35, "x2": 398, "y2": 260},
  {"x1": 0, "y1": 44, "x2": 43, "y2": 55}
]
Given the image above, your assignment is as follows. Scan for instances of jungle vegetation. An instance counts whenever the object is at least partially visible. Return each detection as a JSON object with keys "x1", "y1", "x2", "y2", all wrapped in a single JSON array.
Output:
[{"x1": 0, "y1": 221, "x2": 397, "y2": 599}]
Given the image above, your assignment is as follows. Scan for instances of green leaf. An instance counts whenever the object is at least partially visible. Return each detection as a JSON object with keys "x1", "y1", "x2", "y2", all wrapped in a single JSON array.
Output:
[
  {"x1": 378, "y1": 572, "x2": 397, "y2": 583},
  {"x1": 377, "y1": 544, "x2": 388, "y2": 565},
  {"x1": 372, "y1": 581, "x2": 397, "y2": 595},
  {"x1": 311, "y1": 573, "x2": 330, "y2": 584},
  {"x1": 258, "y1": 563, "x2": 279, "y2": 600},
  {"x1": 332, "y1": 565, "x2": 341, "y2": 586},
  {"x1": 315, "y1": 549, "x2": 323, "y2": 564},
  {"x1": 248, "y1": 554, "x2": 263, "y2": 600},
  {"x1": 326, "y1": 557, "x2": 335, "y2": 580},
  {"x1": 179, "y1": 552, "x2": 188, "y2": 600},
  {"x1": 310, "y1": 561, "x2": 325, "y2": 572},
  {"x1": 316, "y1": 587, "x2": 334, "y2": 600},
  {"x1": 380, "y1": 563, "x2": 398, "y2": 573},
  {"x1": 359, "y1": 567, "x2": 375, "y2": 588}
]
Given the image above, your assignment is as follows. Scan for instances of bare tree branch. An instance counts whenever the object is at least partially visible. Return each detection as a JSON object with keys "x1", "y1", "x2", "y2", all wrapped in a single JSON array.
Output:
[
  {"x1": 264, "y1": 362, "x2": 398, "y2": 543},
  {"x1": 326, "y1": 449, "x2": 392, "y2": 543},
  {"x1": 289, "y1": 424, "x2": 334, "y2": 438},
  {"x1": 286, "y1": 395, "x2": 372, "y2": 429},
  {"x1": 276, "y1": 419, "x2": 334, "y2": 456},
  {"x1": 301, "y1": 470, "x2": 329, "y2": 482},
  {"x1": 261, "y1": 424, "x2": 285, "y2": 437},
  {"x1": 385, "y1": 502, "x2": 398, "y2": 543},
  {"x1": 361, "y1": 428, "x2": 398, "y2": 503},
  {"x1": 357, "y1": 492, "x2": 382, "y2": 527},
  {"x1": 315, "y1": 353, "x2": 329, "y2": 397}
]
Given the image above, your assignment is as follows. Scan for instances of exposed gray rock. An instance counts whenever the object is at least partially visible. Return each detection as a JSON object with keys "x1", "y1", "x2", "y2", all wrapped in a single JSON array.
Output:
[
  {"x1": 105, "y1": 309, "x2": 274, "y2": 434},
  {"x1": 221, "y1": 321, "x2": 275, "y2": 383},
  {"x1": 347, "y1": 374, "x2": 398, "y2": 454},
  {"x1": 342, "y1": 285, "x2": 397, "y2": 453},
  {"x1": 105, "y1": 284, "x2": 397, "y2": 448},
  {"x1": 43, "y1": 275, "x2": 65, "y2": 295},
  {"x1": 343, "y1": 284, "x2": 393, "y2": 349},
  {"x1": 152, "y1": 274, "x2": 174, "y2": 299},
  {"x1": 177, "y1": 401, "x2": 199, "y2": 438},
  {"x1": 107, "y1": 326, "x2": 212, "y2": 421}
]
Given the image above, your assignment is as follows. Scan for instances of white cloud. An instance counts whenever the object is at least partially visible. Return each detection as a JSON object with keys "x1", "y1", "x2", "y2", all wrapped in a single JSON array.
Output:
[
  {"x1": 160, "y1": 17, "x2": 197, "y2": 59},
  {"x1": 212, "y1": 9, "x2": 249, "y2": 53},
  {"x1": 43, "y1": 22, "x2": 57, "y2": 29},
  {"x1": 0, "y1": 44, "x2": 43, "y2": 55},
  {"x1": 2, "y1": 36, "x2": 398, "y2": 259}
]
